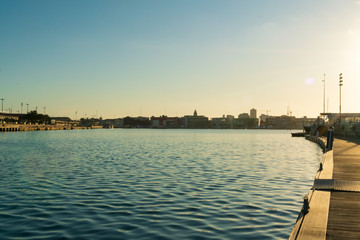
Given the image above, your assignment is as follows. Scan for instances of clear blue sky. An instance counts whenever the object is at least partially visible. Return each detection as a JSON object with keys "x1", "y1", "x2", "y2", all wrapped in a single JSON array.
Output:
[{"x1": 1, "y1": 0, "x2": 359, "y2": 119}]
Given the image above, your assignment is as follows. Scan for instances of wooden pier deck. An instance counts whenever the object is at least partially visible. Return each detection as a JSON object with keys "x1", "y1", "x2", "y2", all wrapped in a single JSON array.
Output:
[
  {"x1": 290, "y1": 138, "x2": 360, "y2": 239},
  {"x1": 327, "y1": 139, "x2": 360, "y2": 239}
]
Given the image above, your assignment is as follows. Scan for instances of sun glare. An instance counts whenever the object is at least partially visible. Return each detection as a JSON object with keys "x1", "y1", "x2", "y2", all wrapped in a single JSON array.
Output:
[{"x1": 305, "y1": 77, "x2": 315, "y2": 85}]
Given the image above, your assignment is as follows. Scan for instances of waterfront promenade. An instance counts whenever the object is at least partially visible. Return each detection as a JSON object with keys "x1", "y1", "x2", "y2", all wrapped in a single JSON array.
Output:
[{"x1": 290, "y1": 138, "x2": 360, "y2": 239}]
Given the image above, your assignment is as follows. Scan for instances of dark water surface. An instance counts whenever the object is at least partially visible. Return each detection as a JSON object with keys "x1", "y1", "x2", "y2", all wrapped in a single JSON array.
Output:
[{"x1": 0, "y1": 129, "x2": 322, "y2": 239}]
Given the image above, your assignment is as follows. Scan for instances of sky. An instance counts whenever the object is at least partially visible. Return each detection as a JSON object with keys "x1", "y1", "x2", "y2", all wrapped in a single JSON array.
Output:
[{"x1": 0, "y1": 0, "x2": 359, "y2": 119}]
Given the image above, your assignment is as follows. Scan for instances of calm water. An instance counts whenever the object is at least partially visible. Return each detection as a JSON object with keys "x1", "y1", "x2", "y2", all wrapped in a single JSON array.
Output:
[{"x1": 0, "y1": 129, "x2": 323, "y2": 239}]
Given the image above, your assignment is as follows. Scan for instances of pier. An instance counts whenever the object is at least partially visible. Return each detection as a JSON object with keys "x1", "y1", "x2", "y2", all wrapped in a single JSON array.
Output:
[{"x1": 289, "y1": 138, "x2": 360, "y2": 239}]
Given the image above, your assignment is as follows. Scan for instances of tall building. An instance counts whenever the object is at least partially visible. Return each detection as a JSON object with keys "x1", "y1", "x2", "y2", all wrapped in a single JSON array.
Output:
[{"x1": 250, "y1": 108, "x2": 257, "y2": 118}]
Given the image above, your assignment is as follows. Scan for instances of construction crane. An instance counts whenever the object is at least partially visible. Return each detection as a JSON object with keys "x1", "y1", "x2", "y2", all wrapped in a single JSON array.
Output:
[{"x1": 259, "y1": 110, "x2": 271, "y2": 116}]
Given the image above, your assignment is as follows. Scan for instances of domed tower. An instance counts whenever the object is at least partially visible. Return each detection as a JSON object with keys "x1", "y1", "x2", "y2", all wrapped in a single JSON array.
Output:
[{"x1": 193, "y1": 110, "x2": 198, "y2": 117}]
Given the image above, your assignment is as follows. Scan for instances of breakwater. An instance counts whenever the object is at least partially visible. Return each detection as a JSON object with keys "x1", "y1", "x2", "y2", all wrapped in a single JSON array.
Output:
[{"x1": 0, "y1": 124, "x2": 102, "y2": 132}]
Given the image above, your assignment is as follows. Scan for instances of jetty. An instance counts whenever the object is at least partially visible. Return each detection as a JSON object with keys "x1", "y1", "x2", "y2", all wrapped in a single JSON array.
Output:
[{"x1": 289, "y1": 137, "x2": 360, "y2": 239}]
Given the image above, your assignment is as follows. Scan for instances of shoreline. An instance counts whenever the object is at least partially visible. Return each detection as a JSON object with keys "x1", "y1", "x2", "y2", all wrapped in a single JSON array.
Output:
[{"x1": 0, "y1": 123, "x2": 103, "y2": 132}]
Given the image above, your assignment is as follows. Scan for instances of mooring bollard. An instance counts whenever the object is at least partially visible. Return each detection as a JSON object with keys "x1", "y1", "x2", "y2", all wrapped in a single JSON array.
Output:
[
  {"x1": 302, "y1": 195, "x2": 310, "y2": 214},
  {"x1": 326, "y1": 127, "x2": 334, "y2": 151},
  {"x1": 319, "y1": 162, "x2": 323, "y2": 172}
]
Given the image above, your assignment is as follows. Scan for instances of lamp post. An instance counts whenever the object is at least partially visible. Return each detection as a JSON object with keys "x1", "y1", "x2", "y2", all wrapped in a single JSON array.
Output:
[
  {"x1": 20, "y1": 103, "x2": 24, "y2": 123},
  {"x1": 26, "y1": 103, "x2": 29, "y2": 113},
  {"x1": 339, "y1": 73, "x2": 343, "y2": 123},
  {"x1": 1, "y1": 98, "x2": 4, "y2": 112},
  {"x1": 322, "y1": 74, "x2": 326, "y2": 114}
]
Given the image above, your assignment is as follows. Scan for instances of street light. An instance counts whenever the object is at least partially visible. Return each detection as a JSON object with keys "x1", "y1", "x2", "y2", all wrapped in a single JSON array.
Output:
[
  {"x1": 1, "y1": 98, "x2": 4, "y2": 112},
  {"x1": 26, "y1": 103, "x2": 29, "y2": 113},
  {"x1": 339, "y1": 73, "x2": 343, "y2": 123},
  {"x1": 322, "y1": 74, "x2": 326, "y2": 114},
  {"x1": 20, "y1": 103, "x2": 23, "y2": 123}
]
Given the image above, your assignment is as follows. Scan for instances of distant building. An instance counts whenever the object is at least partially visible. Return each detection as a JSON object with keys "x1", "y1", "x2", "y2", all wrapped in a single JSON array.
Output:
[
  {"x1": 79, "y1": 118, "x2": 101, "y2": 127},
  {"x1": 123, "y1": 116, "x2": 151, "y2": 128},
  {"x1": 320, "y1": 113, "x2": 360, "y2": 123},
  {"x1": 226, "y1": 115, "x2": 235, "y2": 128},
  {"x1": 100, "y1": 118, "x2": 117, "y2": 128},
  {"x1": 261, "y1": 115, "x2": 317, "y2": 129},
  {"x1": 259, "y1": 114, "x2": 269, "y2": 128},
  {"x1": 151, "y1": 116, "x2": 181, "y2": 128},
  {"x1": 234, "y1": 112, "x2": 258, "y2": 128},
  {"x1": 234, "y1": 118, "x2": 258, "y2": 129},
  {"x1": 51, "y1": 117, "x2": 72, "y2": 125},
  {"x1": 264, "y1": 116, "x2": 294, "y2": 129},
  {"x1": 114, "y1": 118, "x2": 124, "y2": 128},
  {"x1": 238, "y1": 113, "x2": 250, "y2": 118},
  {"x1": 259, "y1": 114, "x2": 268, "y2": 122},
  {"x1": 296, "y1": 116, "x2": 317, "y2": 129},
  {"x1": 250, "y1": 108, "x2": 257, "y2": 118},
  {"x1": 211, "y1": 115, "x2": 230, "y2": 129},
  {"x1": 184, "y1": 110, "x2": 209, "y2": 128},
  {"x1": 0, "y1": 113, "x2": 22, "y2": 122},
  {"x1": 95, "y1": 118, "x2": 129, "y2": 128}
]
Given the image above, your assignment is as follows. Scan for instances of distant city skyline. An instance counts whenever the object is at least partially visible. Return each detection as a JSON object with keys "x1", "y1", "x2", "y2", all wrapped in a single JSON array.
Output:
[{"x1": 1, "y1": 0, "x2": 359, "y2": 119}]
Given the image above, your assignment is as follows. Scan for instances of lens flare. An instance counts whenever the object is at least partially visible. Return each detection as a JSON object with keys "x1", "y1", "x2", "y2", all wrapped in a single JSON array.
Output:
[{"x1": 305, "y1": 78, "x2": 315, "y2": 85}]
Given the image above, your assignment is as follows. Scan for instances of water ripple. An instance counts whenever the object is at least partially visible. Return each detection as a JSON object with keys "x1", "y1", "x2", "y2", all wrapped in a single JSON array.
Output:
[{"x1": 0, "y1": 129, "x2": 322, "y2": 239}]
